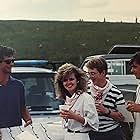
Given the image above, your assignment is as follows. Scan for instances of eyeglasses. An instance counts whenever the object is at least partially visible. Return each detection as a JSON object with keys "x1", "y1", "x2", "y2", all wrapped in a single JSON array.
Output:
[
  {"x1": 0, "y1": 59, "x2": 15, "y2": 64},
  {"x1": 86, "y1": 72, "x2": 96, "y2": 76}
]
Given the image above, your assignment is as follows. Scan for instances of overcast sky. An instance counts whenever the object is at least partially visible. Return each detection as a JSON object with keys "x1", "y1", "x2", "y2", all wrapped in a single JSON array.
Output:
[{"x1": 1, "y1": 0, "x2": 140, "y2": 22}]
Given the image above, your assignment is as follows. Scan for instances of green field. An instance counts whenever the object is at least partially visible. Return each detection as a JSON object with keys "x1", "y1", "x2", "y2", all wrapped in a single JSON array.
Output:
[{"x1": 0, "y1": 20, "x2": 140, "y2": 66}]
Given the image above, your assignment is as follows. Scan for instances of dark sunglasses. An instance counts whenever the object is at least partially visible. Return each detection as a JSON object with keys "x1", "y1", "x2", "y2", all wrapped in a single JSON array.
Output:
[{"x1": 0, "y1": 59, "x2": 15, "y2": 64}]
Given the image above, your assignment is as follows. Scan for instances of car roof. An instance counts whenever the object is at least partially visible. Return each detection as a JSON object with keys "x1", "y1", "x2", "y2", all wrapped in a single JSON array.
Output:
[
  {"x1": 108, "y1": 44, "x2": 140, "y2": 54},
  {"x1": 14, "y1": 59, "x2": 48, "y2": 67},
  {"x1": 12, "y1": 67, "x2": 56, "y2": 74},
  {"x1": 15, "y1": 59, "x2": 48, "y2": 63},
  {"x1": 84, "y1": 53, "x2": 133, "y2": 61},
  {"x1": 82, "y1": 45, "x2": 140, "y2": 65}
]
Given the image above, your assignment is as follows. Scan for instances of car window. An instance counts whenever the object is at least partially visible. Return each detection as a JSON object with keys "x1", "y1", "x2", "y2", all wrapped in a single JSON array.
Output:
[
  {"x1": 125, "y1": 61, "x2": 132, "y2": 75},
  {"x1": 11, "y1": 73, "x2": 63, "y2": 111},
  {"x1": 107, "y1": 60, "x2": 124, "y2": 75}
]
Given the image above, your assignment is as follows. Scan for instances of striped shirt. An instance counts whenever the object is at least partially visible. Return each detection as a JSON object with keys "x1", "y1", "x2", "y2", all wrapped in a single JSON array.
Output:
[{"x1": 88, "y1": 80, "x2": 125, "y2": 132}]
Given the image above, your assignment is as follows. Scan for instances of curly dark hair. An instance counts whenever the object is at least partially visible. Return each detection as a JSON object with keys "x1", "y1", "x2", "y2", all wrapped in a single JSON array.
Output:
[{"x1": 55, "y1": 63, "x2": 88, "y2": 100}]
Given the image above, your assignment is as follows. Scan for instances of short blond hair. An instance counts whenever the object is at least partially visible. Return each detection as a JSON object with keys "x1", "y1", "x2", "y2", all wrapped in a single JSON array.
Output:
[{"x1": 85, "y1": 56, "x2": 108, "y2": 75}]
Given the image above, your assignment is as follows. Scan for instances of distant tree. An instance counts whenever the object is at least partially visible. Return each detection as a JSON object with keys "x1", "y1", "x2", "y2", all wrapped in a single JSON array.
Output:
[
  {"x1": 135, "y1": 17, "x2": 138, "y2": 23},
  {"x1": 104, "y1": 18, "x2": 106, "y2": 23}
]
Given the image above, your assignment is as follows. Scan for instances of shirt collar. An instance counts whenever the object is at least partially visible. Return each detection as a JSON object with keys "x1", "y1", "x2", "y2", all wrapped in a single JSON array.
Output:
[{"x1": 6, "y1": 76, "x2": 16, "y2": 84}]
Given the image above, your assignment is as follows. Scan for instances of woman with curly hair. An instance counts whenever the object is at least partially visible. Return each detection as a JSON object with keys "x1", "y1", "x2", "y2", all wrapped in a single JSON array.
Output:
[{"x1": 55, "y1": 63, "x2": 99, "y2": 140}]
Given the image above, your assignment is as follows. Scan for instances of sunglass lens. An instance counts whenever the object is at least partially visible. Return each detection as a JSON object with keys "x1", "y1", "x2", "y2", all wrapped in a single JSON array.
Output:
[{"x1": 4, "y1": 59, "x2": 15, "y2": 64}]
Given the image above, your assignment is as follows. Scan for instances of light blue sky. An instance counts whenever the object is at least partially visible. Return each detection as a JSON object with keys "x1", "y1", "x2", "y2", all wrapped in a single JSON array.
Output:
[{"x1": 1, "y1": 0, "x2": 140, "y2": 22}]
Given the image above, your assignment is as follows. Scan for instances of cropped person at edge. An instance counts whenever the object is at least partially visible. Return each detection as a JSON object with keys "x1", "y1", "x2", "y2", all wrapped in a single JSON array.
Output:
[
  {"x1": 85, "y1": 56, "x2": 125, "y2": 140},
  {"x1": 55, "y1": 63, "x2": 99, "y2": 140},
  {"x1": 0, "y1": 46, "x2": 32, "y2": 139},
  {"x1": 127, "y1": 52, "x2": 140, "y2": 140}
]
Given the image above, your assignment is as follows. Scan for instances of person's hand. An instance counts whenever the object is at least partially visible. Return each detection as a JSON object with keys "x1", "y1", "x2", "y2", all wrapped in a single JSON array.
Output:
[
  {"x1": 126, "y1": 101, "x2": 140, "y2": 112},
  {"x1": 111, "y1": 111, "x2": 124, "y2": 122},
  {"x1": 95, "y1": 103, "x2": 124, "y2": 121},
  {"x1": 95, "y1": 103, "x2": 109, "y2": 115},
  {"x1": 127, "y1": 101, "x2": 134, "y2": 106},
  {"x1": 24, "y1": 119, "x2": 32, "y2": 127},
  {"x1": 60, "y1": 109, "x2": 77, "y2": 120}
]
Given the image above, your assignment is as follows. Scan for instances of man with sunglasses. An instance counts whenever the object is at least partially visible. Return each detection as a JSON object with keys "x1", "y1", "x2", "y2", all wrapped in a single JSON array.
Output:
[{"x1": 0, "y1": 46, "x2": 32, "y2": 139}]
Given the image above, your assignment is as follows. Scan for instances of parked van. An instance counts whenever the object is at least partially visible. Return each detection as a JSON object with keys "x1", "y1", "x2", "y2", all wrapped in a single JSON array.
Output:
[{"x1": 11, "y1": 66, "x2": 63, "y2": 114}]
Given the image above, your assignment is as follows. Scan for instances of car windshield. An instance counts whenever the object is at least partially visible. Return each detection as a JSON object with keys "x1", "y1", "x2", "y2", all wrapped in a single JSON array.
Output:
[{"x1": 11, "y1": 73, "x2": 62, "y2": 112}]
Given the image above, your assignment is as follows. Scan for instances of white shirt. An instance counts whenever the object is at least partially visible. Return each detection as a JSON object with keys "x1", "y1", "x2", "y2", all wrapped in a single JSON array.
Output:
[
  {"x1": 65, "y1": 92, "x2": 99, "y2": 132},
  {"x1": 132, "y1": 84, "x2": 140, "y2": 140}
]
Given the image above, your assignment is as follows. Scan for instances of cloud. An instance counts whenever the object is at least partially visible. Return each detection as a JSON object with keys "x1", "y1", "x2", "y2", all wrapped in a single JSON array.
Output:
[
  {"x1": 31, "y1": 0, "x2": 49, "y2": 4},
  {"x1": 0, "y1": 0, "x2": 30, "y2": 11},
  {"x1": 0, "y1": 0, "x2": 140, "y2": 22},
  {"x1": 79, "y1": 0, "x2": 110, "y2": 8},
  {"x1": 0, "y1": 0, "x2": 49, "y2": 12}
]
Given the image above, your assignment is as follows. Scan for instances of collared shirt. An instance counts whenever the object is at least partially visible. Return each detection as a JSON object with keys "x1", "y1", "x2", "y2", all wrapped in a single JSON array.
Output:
[
  {"x1": 132, "y1": 83, "x2": 140, "y2": 140},
  {"x1": 64, "y1": 92, "x2": 99, "y2": 132},
  {"x1": 0, "y1": 76, "x2": 25, "y2": 128}
]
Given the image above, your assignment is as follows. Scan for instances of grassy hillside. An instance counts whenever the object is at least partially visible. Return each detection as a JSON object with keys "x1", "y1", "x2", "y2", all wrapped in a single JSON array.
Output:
[{"x1": 0, "y1": 20, "x2": 140, "y2": 66}]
